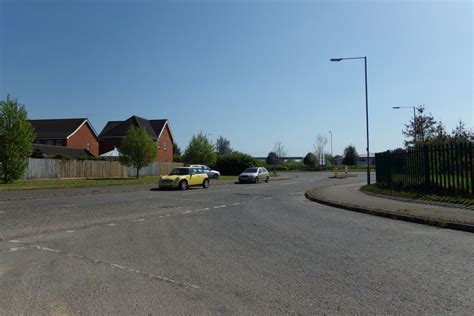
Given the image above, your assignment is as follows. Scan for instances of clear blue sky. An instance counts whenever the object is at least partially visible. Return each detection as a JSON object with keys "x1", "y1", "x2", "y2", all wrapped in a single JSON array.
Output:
[{"x1": 1, "y1": 0, "x2": 472, "y2": 156}]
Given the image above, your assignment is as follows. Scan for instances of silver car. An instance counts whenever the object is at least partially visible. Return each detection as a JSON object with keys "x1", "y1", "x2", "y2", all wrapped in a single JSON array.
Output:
[
  {"x1": 190, "y1": 164, "x2": 221, "y2": 179},
  {"x1": 238, "y1": 167, "x2": 269, "y2": 183}
]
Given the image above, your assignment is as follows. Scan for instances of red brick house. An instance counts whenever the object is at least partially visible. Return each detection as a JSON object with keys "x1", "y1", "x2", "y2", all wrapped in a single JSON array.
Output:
[
  {"x1": 29, "y1": 118, "x2": 99, "y2": 156},
  {"x1": 98, "y1": 115, "x2": 174, "y2": 162}
]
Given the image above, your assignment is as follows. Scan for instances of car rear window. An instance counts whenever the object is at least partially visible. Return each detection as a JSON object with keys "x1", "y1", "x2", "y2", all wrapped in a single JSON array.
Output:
[{"x1": 244, "y1": 168, "x2": 258, "y2": 173}]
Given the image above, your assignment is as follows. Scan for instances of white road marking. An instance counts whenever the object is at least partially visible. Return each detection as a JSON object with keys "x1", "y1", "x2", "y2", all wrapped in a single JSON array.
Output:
[
  {"x1": 6, "y1": 240, "x2": 200, "y2": 289},
  {"x1": 279, "y1": 182, "x2": 299, "y2": 186},
  {"x1": 213, "y1": 205, "x2": 226, "y2": 209},
  {"x1": 133, "y1": 219, "x2": 145, "y2": 222},
  {"x1": 159, "y1": 215, "x2": 165, "y2": 218},
  {"x1": 9, "y1": 247, "x2": 26, "y2": 252},
  {"x1": 0, "y1": 211, "x2": 5, "y2": 214},
  {"x1": 111, "y1": 263, "x2": 126, "y2": 270},
  {"x1": 196, "y1": 208, "x2": 210, "y2": 211},
  {"x1": 230, "y1": 202, "x2": 241, "y2": 206},
  {"x1": 184, "y1": 210, "x2": 192, "y2": 214},
  {"x1": 66, "y1": 230, "x2": 75, "y2": 233},
  {"x1": 107, "y1": 223, "x2": 116, "y2": 226},
  {"x1": 262, "y1": 197, "x2": 272, "y2": 200},
  {"x1": 33, "y1": 245, "x2": 60, "y2": 253}
]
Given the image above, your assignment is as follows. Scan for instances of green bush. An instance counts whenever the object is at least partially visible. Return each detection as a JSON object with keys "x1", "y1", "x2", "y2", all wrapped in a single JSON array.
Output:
[{"x1": 214, "y1": 152, "x2": 258, "y2": 175}]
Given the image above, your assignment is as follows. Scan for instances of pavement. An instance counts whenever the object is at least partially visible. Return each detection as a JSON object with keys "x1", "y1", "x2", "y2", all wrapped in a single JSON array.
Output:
[
  {"x1": 306, "y1": 182, "x2": 474, "y2": 232},
  {"x1": 1, "y1": 172, "x2": 473, "y2": 314}
]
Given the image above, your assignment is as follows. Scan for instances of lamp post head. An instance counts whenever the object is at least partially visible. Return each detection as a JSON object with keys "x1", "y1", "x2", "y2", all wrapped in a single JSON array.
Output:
[
  {"x1": 392, "y1": 106, "x2": 400, "y2": 109},
  {"x1": 330, "y1": 58, "x2": 343, "y2": 62}
]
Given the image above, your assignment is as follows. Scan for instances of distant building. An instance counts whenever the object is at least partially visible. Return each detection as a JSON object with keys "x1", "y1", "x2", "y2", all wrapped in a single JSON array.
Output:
[
  {"x1": 29, "y1": 118, "x2": 99, "y2": 156},
  {"x1": 334, "y1": 153, "x2": 375, "y2": 166}
]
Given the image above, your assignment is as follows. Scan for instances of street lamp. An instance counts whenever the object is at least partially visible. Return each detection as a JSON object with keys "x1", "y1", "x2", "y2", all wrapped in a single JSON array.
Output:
[
  {"x1": 329, "y1": 131, "x2": 333, "y2": 157},
  {"x1": 393, "y1": 106, "x2": 417, "y2": 143},
  {"x1": 330, "y1": 56, "x2": 370, "y2": 184}
]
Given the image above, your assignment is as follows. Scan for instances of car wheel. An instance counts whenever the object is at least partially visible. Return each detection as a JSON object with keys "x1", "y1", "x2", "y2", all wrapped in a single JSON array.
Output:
[
  {"x1": 179, "y1": 180, "x2": 188, "y2": 190},
  {"x1": 265, "y1": 177, "x2": 269, "y2": 183},
  {"x1": 213, "y1": 174, "x2": 219, "y2": 179},
  {"x1": 203, "y1": 178, "x2": 210, "y2": 189}
]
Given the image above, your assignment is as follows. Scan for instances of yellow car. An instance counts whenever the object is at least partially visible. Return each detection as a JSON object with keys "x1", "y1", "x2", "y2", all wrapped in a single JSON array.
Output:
[{"x1": 159, "y1": 167, "x2": 210, "y2": 190}]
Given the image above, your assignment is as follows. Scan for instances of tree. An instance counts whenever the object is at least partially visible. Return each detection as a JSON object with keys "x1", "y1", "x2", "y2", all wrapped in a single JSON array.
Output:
[
  {"x1": 427, "y1": 121, "x2": 450, "y2": 144},
  {"x1": 314, "y1": 134, "x2": 328, "y2": 163},
  {"x1": 402, "y1": 105, "x2": 437, "y2": 147},
  {"x1": 173, "y1": 143, "x2": 182, "y2": 162},
  {"x1": 451, "y1": 118, "x2": 471, "y2": 142},
  {"x1": 0, "y1": 95, "x2": 35, "y2": 183},
  {"x1": 342, "y1": 145, "x2": 358, "y2": 166},
  {"x1": 215, "y1": 136, "x2": 232, "y2": 155},
  {"x1": 119, "y1": 126, "x2": 157, "y2": 178},
  {"x1": 303, "y1": 152, "x2": 316, "y2": 168},
  {"x1": 182, "y1": 132, "x2": 217, "y2": 166},
  {"x1": 273, "y1": 141, "x2": 287, "y2": 158},
  {"x1": 266, "y1": 151, "x2": 279, "y2": 165},
  {"x1": 215, "y1": 151, "x2": 258, "y2": 175}
]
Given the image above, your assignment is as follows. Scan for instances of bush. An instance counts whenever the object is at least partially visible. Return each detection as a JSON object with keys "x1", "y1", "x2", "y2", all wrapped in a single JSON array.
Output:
[
  {"x1": 214, "y1": 152, "x2": 258, "y2": 175},
  {"x1": 303, "y1": 152, "x2": 317, "y2": 168}
]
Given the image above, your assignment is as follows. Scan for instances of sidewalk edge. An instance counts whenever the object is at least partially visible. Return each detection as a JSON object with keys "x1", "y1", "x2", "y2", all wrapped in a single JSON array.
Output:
[{"x1": 304, "y1": 190, "x2": 474, "y2": 233}]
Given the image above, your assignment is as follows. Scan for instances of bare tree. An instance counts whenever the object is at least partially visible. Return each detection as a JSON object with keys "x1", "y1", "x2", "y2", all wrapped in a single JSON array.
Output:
[
  {"x1": 313, "y1": 134, "x2": 328, "y2": 160},
  {"x1": 273, "y1": 141, "x2": 287, "y2": 158}
]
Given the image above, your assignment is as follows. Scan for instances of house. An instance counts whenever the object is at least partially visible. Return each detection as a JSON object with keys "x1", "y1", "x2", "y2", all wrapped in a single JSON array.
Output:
[
  {"x1": 98, "y1": 115, "x2": 174, "y2": 162},
  {"x1": 31, "y1": 144, "x2": 94, "y2": 159},
  {"x1": 29, "y1": 118, "x2": 99, "y2": 156}
]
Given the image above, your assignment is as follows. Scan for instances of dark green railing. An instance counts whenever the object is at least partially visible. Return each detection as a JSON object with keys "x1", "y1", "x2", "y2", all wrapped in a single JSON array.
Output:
[{"x1": 375, "y1": 142, "x2": 473, "y2": 196}]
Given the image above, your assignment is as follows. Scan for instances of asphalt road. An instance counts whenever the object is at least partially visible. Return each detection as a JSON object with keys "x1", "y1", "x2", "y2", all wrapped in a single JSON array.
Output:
[{"x1": 0, "y1": 172, "x2": 473, "y2": 314}]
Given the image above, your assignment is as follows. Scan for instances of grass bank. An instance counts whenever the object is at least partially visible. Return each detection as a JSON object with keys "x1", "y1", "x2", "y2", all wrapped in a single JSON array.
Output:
[
  {"x1": 361, "y1": 184, "x2": 474, "y2": 207},
  {"x1": 0, "y1": 177, "x2": 159, "y2": 191},
  {"x1": 0, "y1": 175, "x2": 244, "y2": 192}
]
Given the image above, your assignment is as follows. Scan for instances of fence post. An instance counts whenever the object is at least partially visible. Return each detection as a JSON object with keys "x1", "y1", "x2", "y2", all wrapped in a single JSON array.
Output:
[{"x1": 423, "y1": 145, "x2": 430, "y2": 187}]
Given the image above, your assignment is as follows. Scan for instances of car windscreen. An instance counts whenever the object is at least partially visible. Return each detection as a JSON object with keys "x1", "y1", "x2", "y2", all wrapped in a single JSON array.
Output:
[
  {"x1": 169, "y1": 168, "x2": 189, "y2": 175},
  {"x1": 244, "y1": 168, "x2": 258, "y2": 173}
]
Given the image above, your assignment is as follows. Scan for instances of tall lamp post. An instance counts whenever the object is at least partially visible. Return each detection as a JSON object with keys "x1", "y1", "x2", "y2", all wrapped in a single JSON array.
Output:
[
  {"x1": 329, "y1": 131, "x2": 333, "y2": 157},
  {"x1": 330, "y1": 56, "x2": 370, "y2": 185},
  {"x1": 393, "y1": 106, "x2": 417, "y2": 143}
]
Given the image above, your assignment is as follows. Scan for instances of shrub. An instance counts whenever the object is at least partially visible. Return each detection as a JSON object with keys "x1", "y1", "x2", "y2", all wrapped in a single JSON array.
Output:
[{"x1": 214, "y1": 152, "x2": 258, "y2": 175}]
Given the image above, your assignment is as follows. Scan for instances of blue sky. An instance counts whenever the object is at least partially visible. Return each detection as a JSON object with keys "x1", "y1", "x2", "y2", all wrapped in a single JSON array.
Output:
[{"x1": 1, "y1": 0, "x2": 472, "y2": 156}]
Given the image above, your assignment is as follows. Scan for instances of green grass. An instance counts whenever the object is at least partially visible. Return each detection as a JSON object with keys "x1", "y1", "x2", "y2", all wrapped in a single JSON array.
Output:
[
  {"x1": 361, "y1": 184, "x2": 474, "y2": 207},
  {"x1": 0, "y1": 176, "x2": 158, "y2": 192}
]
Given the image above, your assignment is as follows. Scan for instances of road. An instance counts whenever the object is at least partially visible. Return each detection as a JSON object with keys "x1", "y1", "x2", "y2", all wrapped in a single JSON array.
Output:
[{"x1": 0, "y1": 172, "x2": 473, "y2": 314}]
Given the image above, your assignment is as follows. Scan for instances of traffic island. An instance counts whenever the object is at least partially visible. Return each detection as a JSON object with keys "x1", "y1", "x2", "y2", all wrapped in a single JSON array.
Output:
[{"x1": 305, "y1": 183, "x2": 474, "y2": 233}]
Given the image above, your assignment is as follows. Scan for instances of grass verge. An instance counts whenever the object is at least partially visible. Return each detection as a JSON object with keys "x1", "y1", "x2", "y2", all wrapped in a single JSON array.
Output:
[
  {"x1": 361, "y1": 184, "x2": 474, "y2": 207},
  {"x1": 0, "y1": 177, "x2": 158, "y2": 192}
]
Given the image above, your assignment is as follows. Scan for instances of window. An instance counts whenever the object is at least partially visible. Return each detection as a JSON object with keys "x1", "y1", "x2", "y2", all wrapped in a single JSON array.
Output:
[
  {"x1": 86, "y1": 143, "x2": 90, "y2": 150},
  {"x1": 164, "y1": 140, "x2": 167, "y2": 151},
  {"x1": 56, "y1": 140, "x2": 63, "y2": 146},
  {"x1": 47, "y1": 140, "x2": 54, "y2": 145},
  {"x1": 157, "y1": 139, "x2": 160, "y2": 149}
]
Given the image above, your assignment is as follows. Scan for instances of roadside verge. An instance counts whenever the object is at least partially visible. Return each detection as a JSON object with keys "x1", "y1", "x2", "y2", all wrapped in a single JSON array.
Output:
[
  {"x1": 305, "y1": 183, "x2": 474, "y2": 233},
  {"x1": 0, "y1": 175, "x2": 293, "y2": 202}
]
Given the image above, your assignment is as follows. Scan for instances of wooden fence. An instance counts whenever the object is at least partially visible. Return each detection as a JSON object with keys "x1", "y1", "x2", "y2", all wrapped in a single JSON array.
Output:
[
  {"x1": 23, "y1": 158, "x2": 183, "y2": 179},
  {"x1": 375, "y1": 142, "x2": 473, "y2": 196}
]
